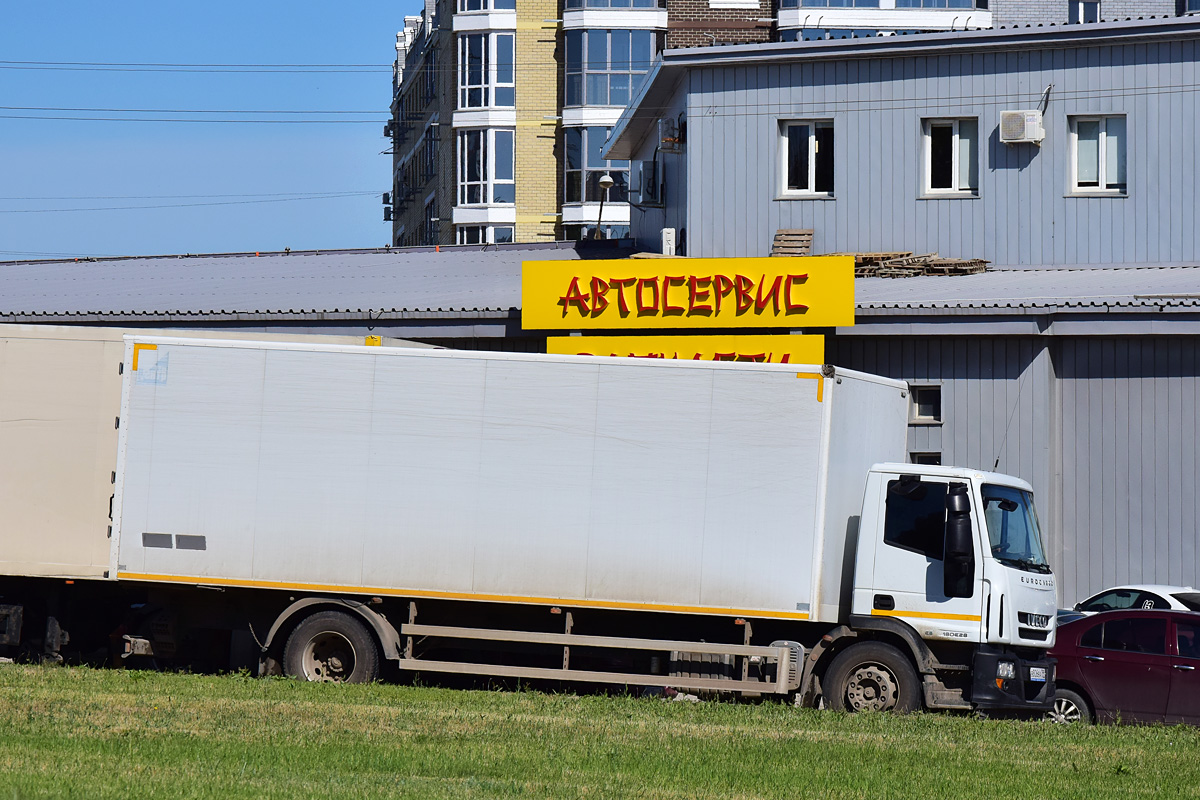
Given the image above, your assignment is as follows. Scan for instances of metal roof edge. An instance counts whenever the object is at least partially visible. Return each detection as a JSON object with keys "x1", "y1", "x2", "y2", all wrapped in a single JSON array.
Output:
[
  {"x1": 661, "y1": 16, "x2": 1200, "y2": 68},
  {"x1": 0, "y1": 240, "x2": 596, "y2": 268},
  {"x1": 0, "y1": 309, "x2": 518, "y2": 323},
  {"x1": 605, "y1": 60, "x2": 685, "y2": 161}
]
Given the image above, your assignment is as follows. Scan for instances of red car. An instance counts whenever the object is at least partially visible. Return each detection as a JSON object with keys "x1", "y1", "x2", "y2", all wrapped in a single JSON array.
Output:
[{"x1": 1049, "y1": 609, "x2": 1200, "y2": 724}]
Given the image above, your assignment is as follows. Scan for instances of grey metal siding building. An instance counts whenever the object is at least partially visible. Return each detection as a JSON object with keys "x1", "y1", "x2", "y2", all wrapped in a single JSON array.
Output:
[
  {"x1": 608, "y1": 18, "x2": 1200, "y2": 265},
  {"x1": 847, "y1": 259, "x2": 1200, "y2": 603},
  {"x1": 828, "y1": 324, "x2": 1200, "y2": 604}
]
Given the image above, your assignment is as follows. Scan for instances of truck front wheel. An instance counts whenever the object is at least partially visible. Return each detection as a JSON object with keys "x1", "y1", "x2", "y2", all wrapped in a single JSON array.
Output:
[
  {"x1": 823, "y1": 642, "x2": 921, "y2": 713},
  {"x1": 283, "y1": 611, "x2": 380, "y2": 684}
]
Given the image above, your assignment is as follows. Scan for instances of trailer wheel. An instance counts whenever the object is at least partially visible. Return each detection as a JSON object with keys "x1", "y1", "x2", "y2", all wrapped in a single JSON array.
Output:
[
  {"x1": 283, "y1": 611, "x2": 380, "y2": 684},
  {"x1": 823, "y1": 642, "x2": 921, "y2": 713}
]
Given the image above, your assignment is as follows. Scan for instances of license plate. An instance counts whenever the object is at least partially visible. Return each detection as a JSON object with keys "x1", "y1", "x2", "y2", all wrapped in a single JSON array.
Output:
[{"x1": 1029, "y1": 667, "x2": 1047, "y2": 682}]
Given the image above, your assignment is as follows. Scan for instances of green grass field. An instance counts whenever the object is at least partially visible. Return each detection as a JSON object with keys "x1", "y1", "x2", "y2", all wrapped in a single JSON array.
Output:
[{"x1": 0, "y1": 664, "x2": 1196, "y2": 799}]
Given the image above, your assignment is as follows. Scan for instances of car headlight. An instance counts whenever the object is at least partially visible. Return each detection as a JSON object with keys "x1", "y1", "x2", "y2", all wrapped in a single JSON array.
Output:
[{"x1": 996, "y1": 661, "x2": 1017, "y2": 680}]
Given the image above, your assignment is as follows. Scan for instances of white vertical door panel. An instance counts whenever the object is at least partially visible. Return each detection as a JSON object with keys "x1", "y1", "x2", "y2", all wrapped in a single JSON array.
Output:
[
  {"x1": 248, "y1": 349, "x2": 377, "y2": 585},
  {"x1": 471, "y1": 359, "x2": 600, "y2": 599},
  {"x1": 584, "y1": 364, "x2": 714, "y2": 606},
  {"x1": 119, "y1": 344, "x2": 268, "y2": 578},
  {"x1": 358, "y1": 355, "x2": 488, "y2": 593},
  {"x1": 699, "y1": 369, "x2": 822, "y2": 613}
]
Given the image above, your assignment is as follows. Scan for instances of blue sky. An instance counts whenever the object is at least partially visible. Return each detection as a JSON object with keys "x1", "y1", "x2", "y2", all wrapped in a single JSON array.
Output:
[{"x1": 0, "y1": 2, "x2": 420, "y2": 259}]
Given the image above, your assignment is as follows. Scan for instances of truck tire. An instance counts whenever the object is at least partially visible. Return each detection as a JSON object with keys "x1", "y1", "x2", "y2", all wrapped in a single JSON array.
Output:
[
  {"x1": 823, "y1": 641, "x2": 921, "y2": 713},
  {"x1": 1046, "y1": 688, "x2": 1092, "y2": 724},
  {"x1": 283, "y1": 610, "x2": 380, "y2": 684}
]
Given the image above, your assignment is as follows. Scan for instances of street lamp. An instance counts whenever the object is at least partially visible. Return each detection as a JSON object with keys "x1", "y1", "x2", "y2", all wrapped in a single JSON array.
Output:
[{"x1": 593, "y1": 173, "x2": 614, "y2": 240}]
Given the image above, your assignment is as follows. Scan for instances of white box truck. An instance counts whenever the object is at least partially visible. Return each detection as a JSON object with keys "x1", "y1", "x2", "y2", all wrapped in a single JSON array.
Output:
[{"x1": 0, "y1": 330, "x2": 1058, "y2": 713}]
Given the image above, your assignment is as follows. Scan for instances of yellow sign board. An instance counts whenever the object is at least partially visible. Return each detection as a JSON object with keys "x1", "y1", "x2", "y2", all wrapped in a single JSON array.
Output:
[
  {"x1": 547, "y1": 334, "x2": 824, "y2": 364},
  {"x1": 522, "y1": 256, "x2": 854, "y2": 330}
]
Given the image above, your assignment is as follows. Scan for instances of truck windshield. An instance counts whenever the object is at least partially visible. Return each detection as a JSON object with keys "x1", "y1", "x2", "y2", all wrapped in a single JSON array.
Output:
[{"x1": 982, "y1": 484, "x2": 1051, "y2": 574}]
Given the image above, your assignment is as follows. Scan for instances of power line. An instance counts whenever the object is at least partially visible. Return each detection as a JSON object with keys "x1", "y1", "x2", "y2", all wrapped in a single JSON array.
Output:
[
  {"x1": 6, "y1": 80, "x2": 1198, "y2": 127},
  {"x1": 0, "y1": 191, "x2": 382, "y2": 201},
  {"x1": 0, "y1": 192, "x2": 384, "y2": 214},
  {"x1": 0, "y1": 114, "x2": 383, "y2": 124},
  {"x1": 0, "y1": 60, "x2": 387, "y2": 74},
  {"x1": 0, "y1": 105, "x2": 384, "y2": 115},
  {"x1": 0, "y1": 59, "x2": 388, "y2": 67}
]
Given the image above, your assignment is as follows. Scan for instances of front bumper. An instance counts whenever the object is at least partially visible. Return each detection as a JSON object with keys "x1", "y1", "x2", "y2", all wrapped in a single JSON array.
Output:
[{"x1": 970, "y1": 645, "x2": 1055, "y2": 711}]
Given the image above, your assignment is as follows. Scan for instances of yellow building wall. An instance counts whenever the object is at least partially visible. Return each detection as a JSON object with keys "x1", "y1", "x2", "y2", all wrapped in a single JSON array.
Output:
[{"x1": 514, "y1": 3, "x2": 561, "y2": 242}]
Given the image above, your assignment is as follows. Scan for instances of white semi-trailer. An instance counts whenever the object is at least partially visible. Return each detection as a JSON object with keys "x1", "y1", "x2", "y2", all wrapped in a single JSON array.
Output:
[{"x1": 0, "y1": 330, "x2": 1058, "y2": 713}]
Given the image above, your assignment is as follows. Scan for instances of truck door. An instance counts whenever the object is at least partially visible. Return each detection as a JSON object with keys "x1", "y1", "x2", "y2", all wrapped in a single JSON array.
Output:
[{"x1": 870, "y1": 476, "x2": 984, "y2": 643}]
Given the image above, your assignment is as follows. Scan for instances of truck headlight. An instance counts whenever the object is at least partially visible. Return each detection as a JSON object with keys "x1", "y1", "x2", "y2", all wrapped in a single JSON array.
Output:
[{"x1": 996, "y1": 661, "x2": 1016, "y2": 680}]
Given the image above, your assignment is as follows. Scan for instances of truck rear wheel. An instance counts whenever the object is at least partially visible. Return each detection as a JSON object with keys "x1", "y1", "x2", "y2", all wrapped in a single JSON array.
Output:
[
  {"x1": 283, "y1": 611, "x2": 380, "y2": 684},
  {"x1": 823, "y1": 642, "x2": 921, "y2": 713}
]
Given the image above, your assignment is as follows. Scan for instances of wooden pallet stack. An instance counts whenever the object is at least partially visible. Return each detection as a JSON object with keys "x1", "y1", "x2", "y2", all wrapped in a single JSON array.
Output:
[
  {"x1": 770, "y1": 229, "x2": 814, "y2": 256},
  {"x1": 823, "y1": 251, "x2": 989, "y2": 277}
]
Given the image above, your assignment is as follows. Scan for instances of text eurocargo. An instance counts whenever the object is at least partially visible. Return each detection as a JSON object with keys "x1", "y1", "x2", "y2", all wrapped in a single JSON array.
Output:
[{"x1": 521, "y1": 256, "x2": 854, "y2": 330}]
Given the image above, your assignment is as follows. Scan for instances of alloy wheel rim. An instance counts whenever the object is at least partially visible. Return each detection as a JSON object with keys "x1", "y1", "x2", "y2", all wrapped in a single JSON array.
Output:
[{"x1": 1048, "y1": 697, "x2": 1082, "y2": 723}]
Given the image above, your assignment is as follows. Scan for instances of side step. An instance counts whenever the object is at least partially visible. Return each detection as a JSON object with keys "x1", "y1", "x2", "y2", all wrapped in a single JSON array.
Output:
[
  {"x1": 398, "y1": 619, "x2": 798, "y2": 696},
  {"x1": 923, "y1": 675, "x2": 972, "y2": 710}
]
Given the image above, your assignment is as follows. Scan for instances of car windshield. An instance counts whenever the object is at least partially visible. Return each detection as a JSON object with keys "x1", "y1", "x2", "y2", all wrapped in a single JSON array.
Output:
[
  {"x1": 982, "y1": 484, "x2": 1051, "y2": 573},
  {"x1": 1079, "y1": 589, "x2": 1169, "y2": 612},
  {"x1": 1172, "y1": 592, "x2": 1200, "y2": 611}
]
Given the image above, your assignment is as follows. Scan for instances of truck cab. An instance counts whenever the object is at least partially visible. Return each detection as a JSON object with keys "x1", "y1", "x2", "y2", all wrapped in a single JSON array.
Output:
[{"x1": 845, "y1": 463, "x2": 1057, "y2": 712}]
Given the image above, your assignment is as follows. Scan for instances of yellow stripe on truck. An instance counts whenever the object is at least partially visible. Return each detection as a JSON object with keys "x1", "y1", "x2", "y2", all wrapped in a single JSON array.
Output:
[
  {"x1": 118, "y1": 572, "x2": 812, "y2": 621},
  {"x1": 871, "y1": 609, "x2": 982, "y2": 622},
  {"x1": 796, "y1": 371, "x2": 824, "y2": 402},
  {"x1": 131, "y1": 342, "x2": 157, "y2": 371}
]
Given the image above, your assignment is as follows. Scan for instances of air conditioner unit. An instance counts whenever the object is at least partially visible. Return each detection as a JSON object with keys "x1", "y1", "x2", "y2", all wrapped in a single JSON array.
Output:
[
  {"x1": 632, "y1": 159, "x2": 663, "y2": 207},
  {"x1": 999, "y1": 110, "x2": 1045, "y2": 145}
]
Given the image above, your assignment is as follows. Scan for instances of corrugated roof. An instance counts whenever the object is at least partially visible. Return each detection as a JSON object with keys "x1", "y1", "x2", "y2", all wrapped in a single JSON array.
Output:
[
  {"x1": 856, "y1": 265, "x2": 1200, "y2": 313},
  {"x1": 3, "y1": 248, "x2": 1199, "y2": 323},
  {"x1": 0, "y1": 243, "x2": 603, "y2": 321}
]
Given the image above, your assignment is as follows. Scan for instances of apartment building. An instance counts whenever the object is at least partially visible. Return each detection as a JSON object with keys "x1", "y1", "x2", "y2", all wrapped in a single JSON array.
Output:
[
  {"x1": 390, "y1": 1, "x2": 455, "y2": 247},
  {"x1": 388, "y1": 0, "x2": 1195, "y2": 246}
]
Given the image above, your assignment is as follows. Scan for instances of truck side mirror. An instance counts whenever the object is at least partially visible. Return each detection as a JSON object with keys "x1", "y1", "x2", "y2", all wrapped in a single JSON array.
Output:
[{"x1": 944, "y1": 482, "x2": 974, "y2": 598}]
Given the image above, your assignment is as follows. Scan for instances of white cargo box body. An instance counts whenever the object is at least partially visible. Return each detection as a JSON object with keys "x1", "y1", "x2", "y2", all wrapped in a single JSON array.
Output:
[
  {"x1": 113, "y1": 337, "x2": 908, "y2": 623},
  {"x1": 0, "y1": 325, "x2": 431, "y2": 580}
]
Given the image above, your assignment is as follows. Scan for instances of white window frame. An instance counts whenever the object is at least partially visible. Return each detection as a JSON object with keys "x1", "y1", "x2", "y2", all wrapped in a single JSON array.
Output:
[
  {"x1": 922, "y1": 117, "x2": 978, "y2": 197},
  {"x1": 1069, "y1": 114, "x2": 1127, "y2": 195},
  {"x1": 457, "y1": 128, "x2": 516, "y2": 206},
  {"x1": 779, "y1": 120, "x2": 834, "y2": 198},
  {"x1": 564, "y1": 29, "x2": 658, "y2": 108},
  {"x1": 1069, "y1": 0, "x2": 1100, "y2": 23},
  {"x1": 909, "y1": 385, "x2": 942, "y2": 424},
  {"x1": 457, "y1": 224, "x2": 515, "y2": 244},
  {"x1": 459, "y1": 0, "x2": 516, "y2": 12},
  {"x1": 457, "y1": 32, "x2": 515, "y2": 109}
]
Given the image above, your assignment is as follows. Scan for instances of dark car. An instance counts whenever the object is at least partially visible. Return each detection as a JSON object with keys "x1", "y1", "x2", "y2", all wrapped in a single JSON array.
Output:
[{"x1": 1048, "y1": 610, "x2": 1200, "y2": 724}]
